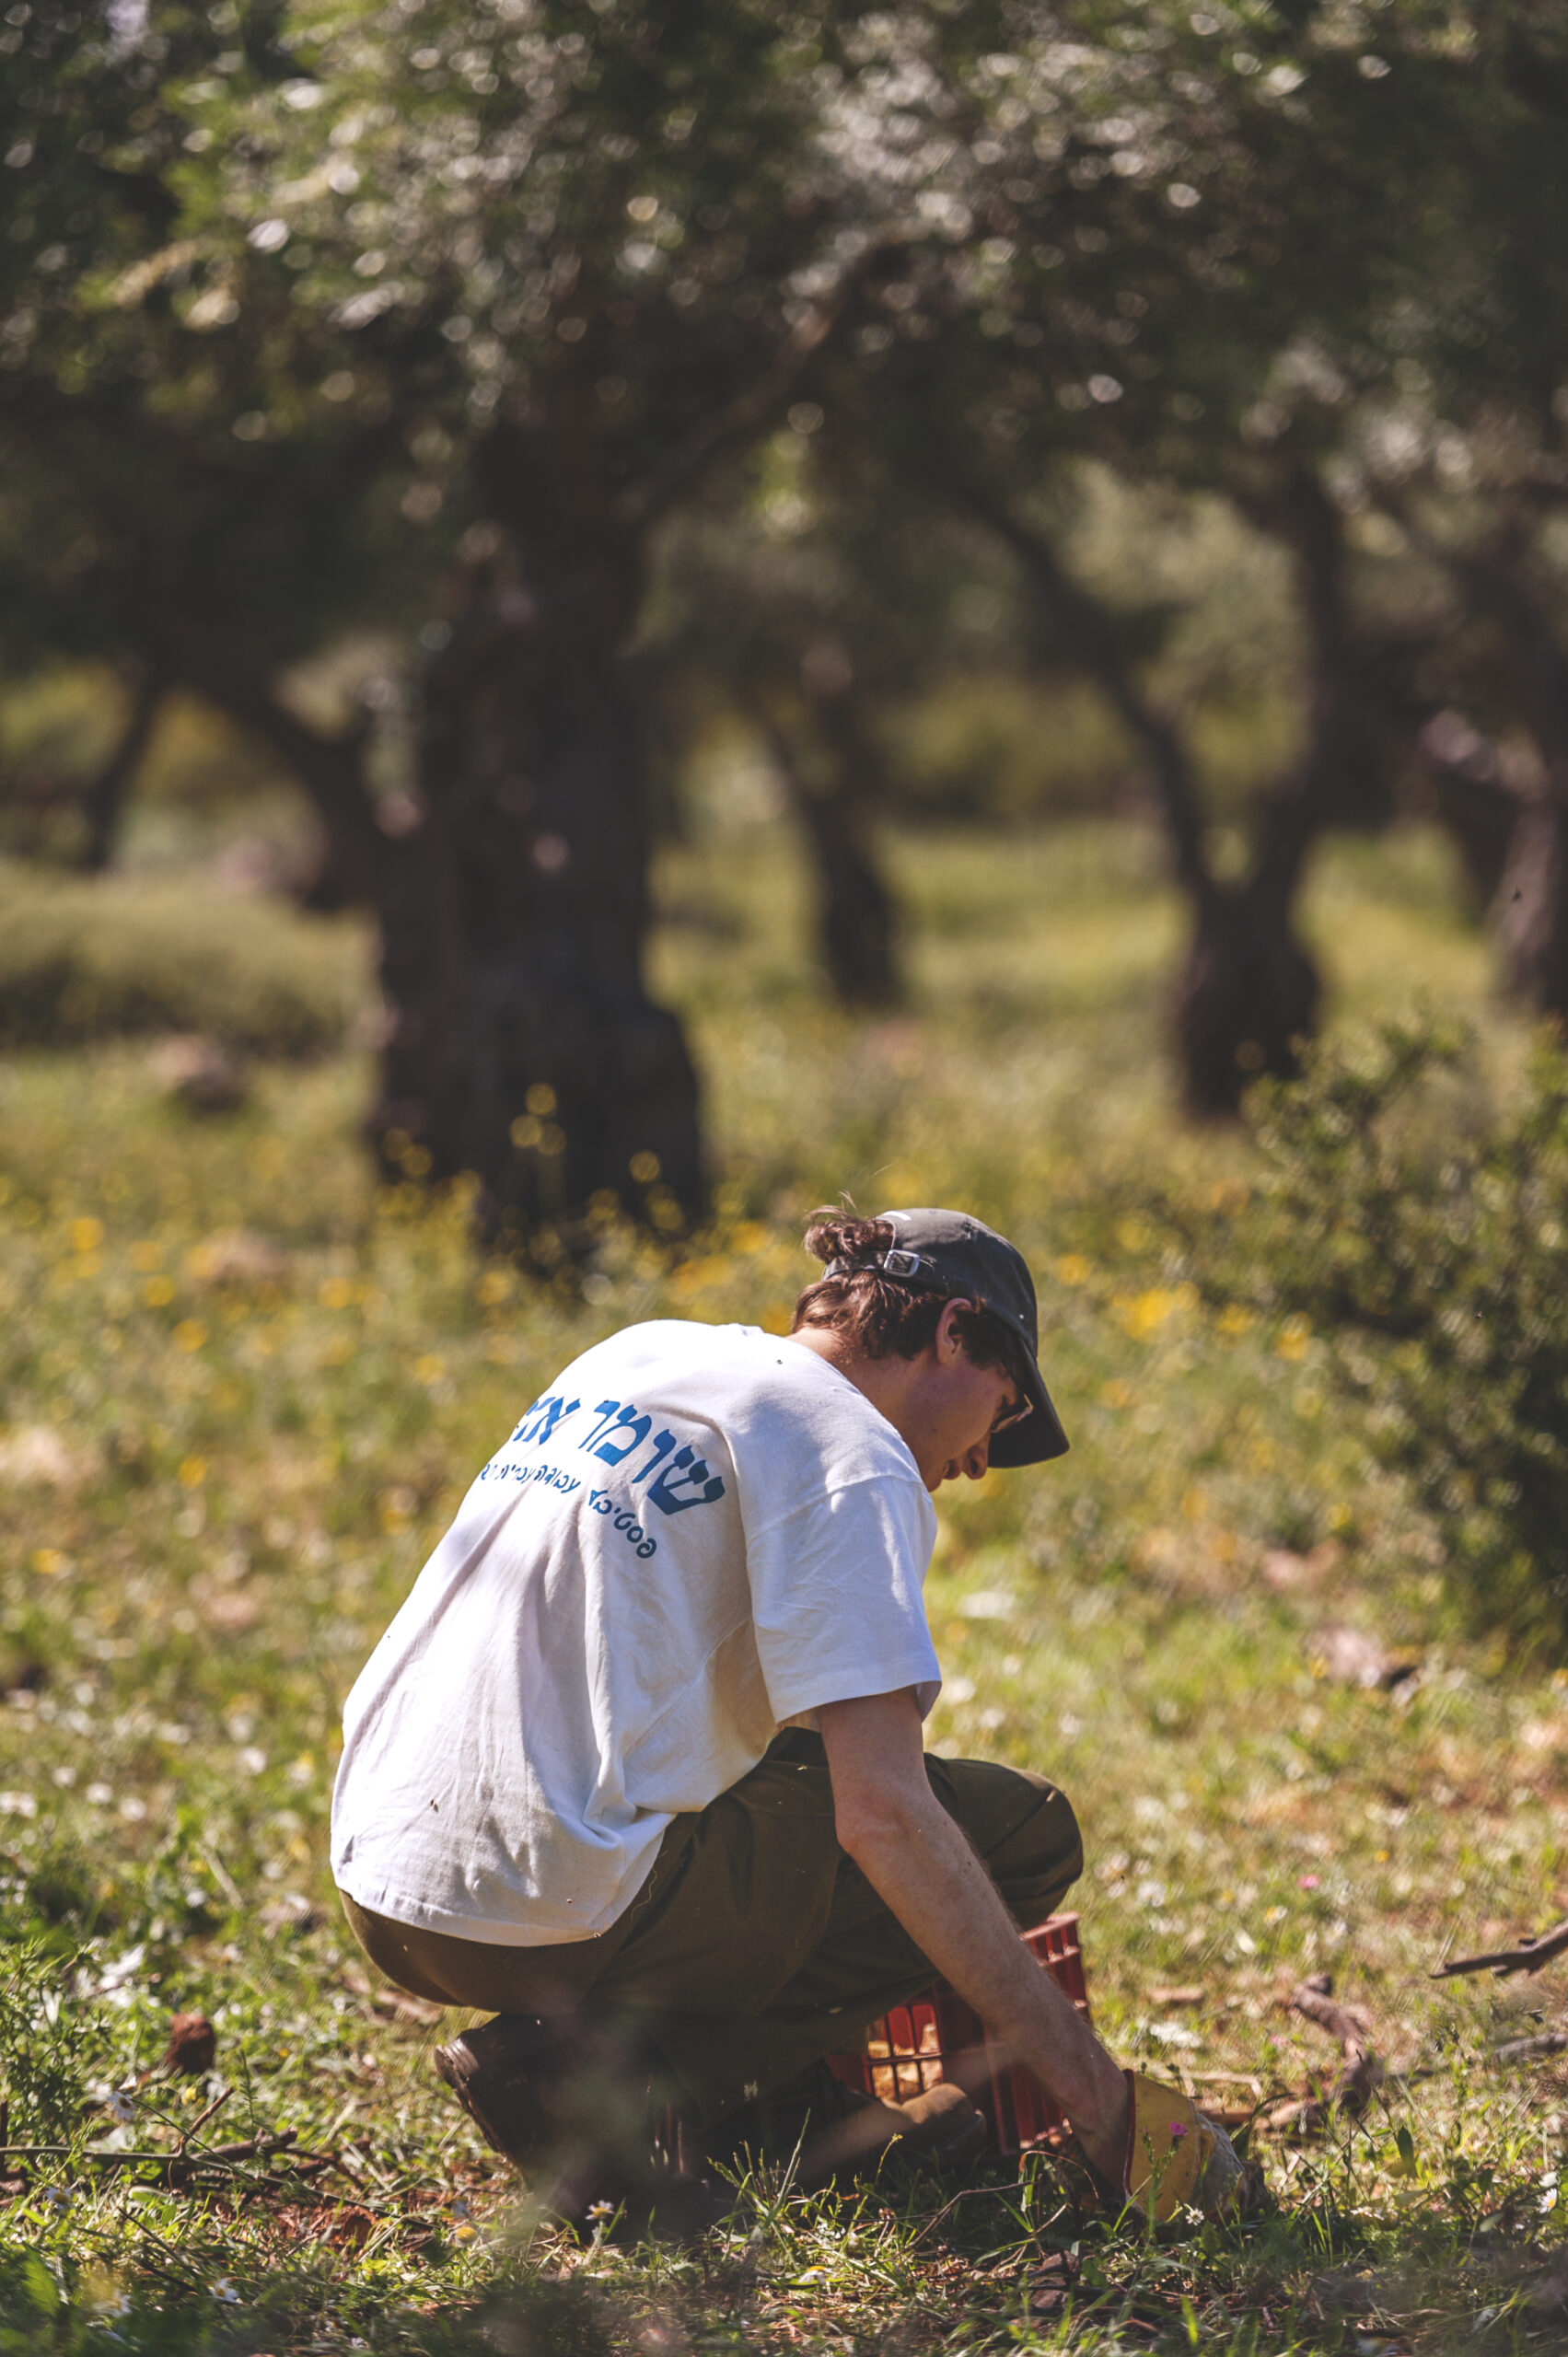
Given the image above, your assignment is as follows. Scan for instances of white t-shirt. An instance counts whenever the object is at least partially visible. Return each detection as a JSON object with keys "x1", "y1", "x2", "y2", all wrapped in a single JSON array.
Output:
[{"x1": 330, "y1": 1320, "x2": 941, "y2": 1946}]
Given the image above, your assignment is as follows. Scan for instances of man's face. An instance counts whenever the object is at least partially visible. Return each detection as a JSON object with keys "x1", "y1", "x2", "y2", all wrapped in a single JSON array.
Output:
[{"x1": 911, "y1": 1304, "x2": 1027, "y2": 1492}]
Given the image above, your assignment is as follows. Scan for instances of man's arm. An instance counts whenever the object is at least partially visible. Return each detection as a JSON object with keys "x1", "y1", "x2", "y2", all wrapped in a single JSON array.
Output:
[{"x1": 818, "y1": 1686, "x2": 1131, "y2": 2185}]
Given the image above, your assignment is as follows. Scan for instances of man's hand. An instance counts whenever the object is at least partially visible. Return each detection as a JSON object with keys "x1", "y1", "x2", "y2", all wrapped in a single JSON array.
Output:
[
  {"x1": 1123, "y1": 2071, "x2": 1246, "y2": 2220},
  {"x1": 818, "y1": 1688, "x2": 1131, "y2": 2185}
]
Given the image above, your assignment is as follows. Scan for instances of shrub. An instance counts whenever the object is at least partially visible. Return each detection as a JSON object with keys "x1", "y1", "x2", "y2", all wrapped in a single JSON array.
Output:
[
  {"x1": 1194, "y1": 1016, "x2": 1568, "y2": 1644},
  {"x1": 0, "y1": 862, "x2": 366, "y2": 1056},
  {"x1": 0, "y1": 1938, "x2": 110, "y2": 2147}
]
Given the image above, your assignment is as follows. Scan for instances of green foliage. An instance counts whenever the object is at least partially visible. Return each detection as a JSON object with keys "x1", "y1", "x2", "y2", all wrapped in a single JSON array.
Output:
[
  {"x1": 0, "y1": 2252, "x2": 68, "y2": 2357},
  {"x1": 0, "y1": 0, "x2": 1039, "y2": 675},
  {"x1": 0, "y1": 1939, "x2": 110, "y2": 2148},
  {"x1": 889, "y1": 674, "x2": 1133, "y2": 821},
  {"x1": 5, "y1": 0, "x2": 1564, "y2": 1188},
  {"x1": 1207, "y1": 1016, "x2": 1568, "y2": 1643},
  {"x1": 0, "y1": 861, "x2": 365, "y2": 1052}
]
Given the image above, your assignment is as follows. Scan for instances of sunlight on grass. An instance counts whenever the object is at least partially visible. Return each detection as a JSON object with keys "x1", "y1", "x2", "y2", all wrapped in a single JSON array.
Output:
[{"x1": 0, "y1": 819, "x2": 1562, "y2": 2349}]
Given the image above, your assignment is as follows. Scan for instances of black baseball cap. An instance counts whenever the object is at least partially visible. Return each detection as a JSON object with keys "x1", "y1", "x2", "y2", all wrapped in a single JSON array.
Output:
[{"x1": 827, "y1": 1207, "x2": 1069, "y2": 1466}]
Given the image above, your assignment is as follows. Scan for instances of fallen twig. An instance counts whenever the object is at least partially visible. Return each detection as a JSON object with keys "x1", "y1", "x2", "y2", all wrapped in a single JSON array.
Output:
[
  {"x1": 176, "y1": 2084, "x2": 232, "y2": 2154},
  {"x1": 1258, "y1": 2096, "x2": 1318, "y2": 2134},
  {"x1": 1285, "y1": 1974, "x2": 1378, "y2": 2120},
  {"x1": 3, "y1": 2129, "x2": 300, "y2": 2189},
  {"x1": 1431, "y1": 1917, "x2": 1568, "y2": 1980},
  {"x1": 1288, "y1": 1975, "x2": 1374, "y2": 2050},
  {"x1": 1492, "y1": 2031, "x2": 1568, "y2": 2067},
  {"x1": 326, "y1": 2146, "x2": 368, "y2": 2191},
  {"x1": 197, "y1": 2130, "x2": 298, "y2": 2168}
]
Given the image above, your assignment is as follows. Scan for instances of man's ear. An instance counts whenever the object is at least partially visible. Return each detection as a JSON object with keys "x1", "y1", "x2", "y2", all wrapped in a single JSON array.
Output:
[{"x1": 934, "y1": 1299, "x2": 972, "y2": 1364}]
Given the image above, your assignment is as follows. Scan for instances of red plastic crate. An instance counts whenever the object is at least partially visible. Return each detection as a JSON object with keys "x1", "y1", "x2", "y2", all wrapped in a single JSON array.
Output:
[{"x1": 824, "y1": 1913, "x2": 1090, "y2": 2157}]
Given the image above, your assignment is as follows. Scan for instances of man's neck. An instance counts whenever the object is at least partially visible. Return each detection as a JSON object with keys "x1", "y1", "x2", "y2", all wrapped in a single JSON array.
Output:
[{"x1": 784, "y1": 1325, "x2": 920, "y2": 1434}]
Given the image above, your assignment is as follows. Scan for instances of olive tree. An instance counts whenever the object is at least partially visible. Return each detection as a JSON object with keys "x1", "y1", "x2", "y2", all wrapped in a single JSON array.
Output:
[
  {"x1": 0, "y1": 0, "x2": 998, "y2": 1240},
  {"x1": 812, "y1": 0, "x2": 1529, "y2": 1111}
]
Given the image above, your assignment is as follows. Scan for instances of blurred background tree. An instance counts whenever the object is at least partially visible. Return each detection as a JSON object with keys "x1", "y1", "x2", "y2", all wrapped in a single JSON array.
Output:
[
  {"x1": 3, "y1": 0, "x2": 1566, "y2": 1226},
  {"x1": 1, "y1": 0, "x2": 993, "y2": 1240},
  {"x1": 800, "y1": 0, "x2": 1539, "y2": 1112}
]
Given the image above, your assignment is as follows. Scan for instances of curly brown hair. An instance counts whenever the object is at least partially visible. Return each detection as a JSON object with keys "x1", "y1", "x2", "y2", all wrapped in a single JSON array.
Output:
[{"x1": 791, "y1": 1211, "x2": 1026, "y2": 1386}]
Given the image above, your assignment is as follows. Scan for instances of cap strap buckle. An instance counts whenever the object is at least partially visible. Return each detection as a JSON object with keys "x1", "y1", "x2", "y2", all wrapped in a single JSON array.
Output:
[
  {"x1": 880, "y1": 1248, "x2": 924, "y2": 1279},
  {"x1": 821, "y1": 1247, "x2": 937, "y2": 1283}
]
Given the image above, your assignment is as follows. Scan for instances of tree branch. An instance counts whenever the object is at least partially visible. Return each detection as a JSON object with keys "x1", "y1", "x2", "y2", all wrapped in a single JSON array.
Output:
[
  {"x1": 136, "y1": 601, "x2": 382, "y2": 899},
  {"x1": 615, "y1": 235, "x2": 913, "y2": 531},
  {"x1": 953, "y1": 478, "x2": 1214, "y2": 903},
  {"x1": 1432, "y1": 1917, "x2": 1568, "y2": 1980}
]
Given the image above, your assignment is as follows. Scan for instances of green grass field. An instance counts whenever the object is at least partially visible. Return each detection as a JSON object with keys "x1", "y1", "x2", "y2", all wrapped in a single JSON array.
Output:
[{"x1": 0, "y1": 817, "x2": 1564, "y2": 2353}]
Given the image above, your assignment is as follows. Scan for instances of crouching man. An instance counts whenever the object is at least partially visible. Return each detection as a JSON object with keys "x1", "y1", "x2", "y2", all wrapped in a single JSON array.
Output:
[{"x1": 330, "y1": 1209, "x2": 1239, "y2": 2228}]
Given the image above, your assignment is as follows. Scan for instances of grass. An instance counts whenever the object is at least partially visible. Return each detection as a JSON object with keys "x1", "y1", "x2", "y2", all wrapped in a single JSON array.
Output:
[
  {"x1": 0, "y1": 815, "x2": 1565, "y2": 2351},
  {"x1": 0, "y1": 856, "x2": 364, "y2": 1055}
]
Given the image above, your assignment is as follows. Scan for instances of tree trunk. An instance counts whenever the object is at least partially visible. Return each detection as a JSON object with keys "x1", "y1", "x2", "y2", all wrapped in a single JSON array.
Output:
[
  {"x1": 806, "y1": 686, "x2": 900, "y2": 1006},
  {"x1": 961, "y1": 481, "x2": 1211, "y2": 900},
  {"x1": 1450, "y1": 528, "x2": 1568, "y2": 1012},
  {"x1": 963, "y1": 473, "x2": 1329, "y2": 1115},
  {"x1": 755, "y1": 678, "x2": 899, "y2": 1008},
  {"x1": 76, "y1": 667, "x2": 164, "y2": 872},
  {"x1": 367, "y1": 581, "x2": 703, "y2": 1250},
  {"x1": 142, "y1": 530, "x2": 702, "y2": 1246},
  {"x1": 1414, "y1": 710, "x2": 1526, "y2": 916},
  {"x1": 1171, "y1": 879, "x2": 1322, "y2": 1118},
  {"x1": 794, "y1": 776, "x2": 898, "y2": 1006},
  {"x1": 1496, "y1": 795, "x2": 1568, "y2": 1008},
  {"x1": 1173, "y1": 462, "x2": 1403, "y2": 1117}
]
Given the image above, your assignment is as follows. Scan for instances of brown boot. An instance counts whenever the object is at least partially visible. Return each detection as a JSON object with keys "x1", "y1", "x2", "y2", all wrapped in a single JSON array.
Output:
[
  {"x1": 434, "y1": 2014, "x2": 729, "y2": 2241},
  {"x1": 433, "y1": 2014, "x2": 570, "y2": 2171}
]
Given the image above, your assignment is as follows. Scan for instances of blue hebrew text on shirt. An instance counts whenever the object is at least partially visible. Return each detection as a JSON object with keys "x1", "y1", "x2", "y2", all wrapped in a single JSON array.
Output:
[
  {"x1": 645, "y1": 1446, "x2": 726, "y2": 1515},
  {"x1": 591, "y1": 1405, "x2": 653, "y2": 1466},
  {"x1": 576, "y1": 1399, "x2": 726, "y2": 1510},
  {"x1": 510, "y1": 1393, "x2": 582, "y2": 1446},
  {"x1": 477, "y1": 1457, "x2": 581, "y2": 1494},
  {"x1": 491, "y1": 1392, "x2": 726, "y2": 1515},
  {"x1": 631, "y1": 1431, "x2": 678, "y2": 1482}
]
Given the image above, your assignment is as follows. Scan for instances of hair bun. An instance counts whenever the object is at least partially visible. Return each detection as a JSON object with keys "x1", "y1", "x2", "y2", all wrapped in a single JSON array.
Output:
[{"x1": 802, "y1": 1211, "x2": 895, "y2": 1268}]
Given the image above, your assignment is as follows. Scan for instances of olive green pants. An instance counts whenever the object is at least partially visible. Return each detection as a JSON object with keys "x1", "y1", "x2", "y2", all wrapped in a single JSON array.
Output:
[{"x1": 342, "y1": 1729, "x2": 1082, "y2": 2130}]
